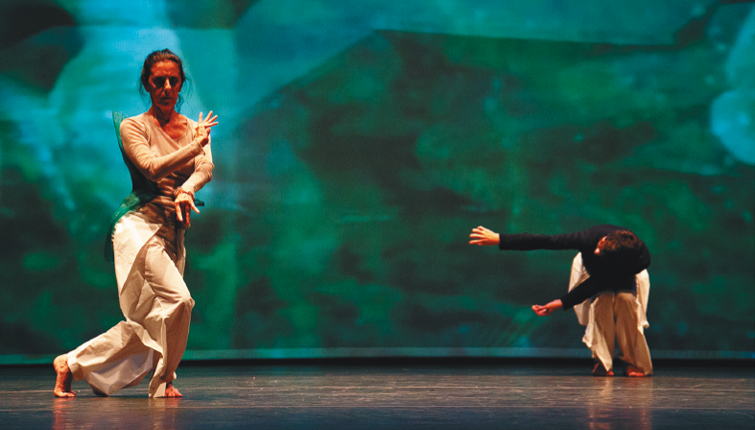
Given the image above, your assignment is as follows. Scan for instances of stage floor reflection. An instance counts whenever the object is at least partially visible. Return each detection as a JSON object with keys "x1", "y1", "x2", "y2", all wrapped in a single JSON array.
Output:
[{"x1": 1, "y1": 360, "x2": 753, "y2": 429}]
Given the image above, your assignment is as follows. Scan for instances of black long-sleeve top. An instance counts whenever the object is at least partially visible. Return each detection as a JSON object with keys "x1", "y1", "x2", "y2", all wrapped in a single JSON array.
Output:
[{"x1": 497, "y1": 224, "x2": 651, "y2": 310}]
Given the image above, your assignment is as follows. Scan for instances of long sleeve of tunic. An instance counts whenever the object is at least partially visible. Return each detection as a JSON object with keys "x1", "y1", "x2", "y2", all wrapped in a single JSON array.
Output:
[{"x1": 497, "y1": 225, "x2": 651, "y2": 310}]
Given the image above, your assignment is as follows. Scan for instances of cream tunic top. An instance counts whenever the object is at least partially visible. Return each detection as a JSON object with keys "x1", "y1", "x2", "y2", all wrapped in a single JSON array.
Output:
[{"x1": 119, "y1": 113, "x2": 214, "y2": 227}]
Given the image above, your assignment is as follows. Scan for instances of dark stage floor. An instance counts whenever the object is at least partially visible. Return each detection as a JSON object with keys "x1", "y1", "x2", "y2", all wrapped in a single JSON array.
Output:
[{"x1": 1, "y1": 360, "x2": 753, "y2": 429}]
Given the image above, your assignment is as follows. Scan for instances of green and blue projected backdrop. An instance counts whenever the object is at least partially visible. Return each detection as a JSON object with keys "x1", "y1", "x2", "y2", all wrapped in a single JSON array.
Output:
[{"x1": 1, "y1": 0, "x2": 753, "y2": 363}]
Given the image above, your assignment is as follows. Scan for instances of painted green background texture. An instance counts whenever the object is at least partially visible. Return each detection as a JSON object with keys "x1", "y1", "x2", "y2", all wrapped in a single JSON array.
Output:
[{"x1": 0, "y1": 0, "x2": 753, "y2": 362}]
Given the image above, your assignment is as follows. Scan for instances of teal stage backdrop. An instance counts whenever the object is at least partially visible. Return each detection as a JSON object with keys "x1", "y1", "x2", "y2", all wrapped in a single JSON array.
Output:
[{"x1": 0, "y1": 0, "x2": 753, "y2": 364}]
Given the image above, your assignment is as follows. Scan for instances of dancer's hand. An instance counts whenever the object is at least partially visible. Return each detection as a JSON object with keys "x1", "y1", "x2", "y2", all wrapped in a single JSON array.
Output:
[
  {"x1": 175, "y1": 188, "x2": 200, "y2": 228},
  {"x1": 469, "y1": 225, "x2": 500, "y2": 246},
  {"x1": 532, "y1": 299, "x2": 563, "y2": 316},
  {"x1": 195, "y1": 111, "x2": 218, "y2": 147}
]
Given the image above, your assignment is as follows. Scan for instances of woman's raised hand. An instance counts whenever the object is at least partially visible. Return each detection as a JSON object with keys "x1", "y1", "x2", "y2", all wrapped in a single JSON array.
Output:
[{"x1": 195, "y1": 111, "x2": 218, "y2": 147}]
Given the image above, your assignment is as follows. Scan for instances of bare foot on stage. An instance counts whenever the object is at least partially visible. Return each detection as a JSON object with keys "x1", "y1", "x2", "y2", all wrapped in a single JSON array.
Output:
[
  {"x1": 53, "y1": 354, "x2": 76, "y2": 397},
  {"x1": 164, "y1": 383, "x2": 182, "y2": 397},
  {"x1": 626, "y1": 365, "x2": 646, "y2": 377},
  {"x1": 592, "y1": 362, "x2": 614, "y2": 377}
]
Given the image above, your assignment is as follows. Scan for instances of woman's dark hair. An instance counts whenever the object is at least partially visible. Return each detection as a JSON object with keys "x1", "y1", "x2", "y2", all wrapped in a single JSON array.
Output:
[
  {"x1": 138, "y1": 49, "x2": 191, "y2": 111},
  {"x1": 601, "y1": 230, "x2": 644, "y2": 264}
]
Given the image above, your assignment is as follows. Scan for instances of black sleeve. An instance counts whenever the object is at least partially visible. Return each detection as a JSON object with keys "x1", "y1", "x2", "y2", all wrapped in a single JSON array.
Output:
[
  {"x1": 498, "y1": 230, "x2": 595, "y2": 252},
  {"x1": 558, "y1": 277, "x2": 605, "y2": 310},
  {"x1": 559, "y1": 273, "x2": 639, "y2": 310}
]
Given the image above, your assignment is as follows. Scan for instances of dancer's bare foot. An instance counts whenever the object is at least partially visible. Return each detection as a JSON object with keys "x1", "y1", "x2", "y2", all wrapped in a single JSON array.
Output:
[
  {"x1": 626, "y1": 365, "x2": 645, "y2": 377},
  {"x1": 53, "y1": 355, "x2": 76, "y2": 397},
  {"x1": 592, "y1": 362, "x2": 614, "y2": 377},
  {"x1": 164, "y1": 383, "x2": 182, "y2": 397}
]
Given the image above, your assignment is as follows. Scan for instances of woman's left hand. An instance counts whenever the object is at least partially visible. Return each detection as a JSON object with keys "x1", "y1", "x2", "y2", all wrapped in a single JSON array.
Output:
[
  {"x1": 532, "y1": 299, "x2": 563, "y2": 316},
  {"x1": 195, "y1": 111, "x2": 218, "y2": 148},
  {"x1": 175, "y1": 189, "x2": 200, "y2": 228}
]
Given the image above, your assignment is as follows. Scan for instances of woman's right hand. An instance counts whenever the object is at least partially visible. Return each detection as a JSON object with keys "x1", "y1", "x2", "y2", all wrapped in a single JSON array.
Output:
[
  {"x1": 174, "y1": 188, "x2": 199, "y2": 229},
  {"x1": 195, "y1": 111, "x2": 219, "y2": 147},
  {"x1": 469, "y1": 225, "x2": 500, "y2": 246}
]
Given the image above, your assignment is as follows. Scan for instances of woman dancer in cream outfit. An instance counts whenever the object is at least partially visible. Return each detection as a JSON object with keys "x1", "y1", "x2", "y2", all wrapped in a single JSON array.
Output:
[{"x1": 54, "y1": 49, "x2": 218, "y2": 398}]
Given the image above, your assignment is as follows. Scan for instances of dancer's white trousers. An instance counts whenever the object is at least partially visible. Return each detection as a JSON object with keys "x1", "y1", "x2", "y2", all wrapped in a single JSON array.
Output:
[
  {"x1": 68, "y1": 213, "x2": 194, "y2": 397},
  {"x1": 569, "y1": 253, "x2": 652, "y2": 375}
]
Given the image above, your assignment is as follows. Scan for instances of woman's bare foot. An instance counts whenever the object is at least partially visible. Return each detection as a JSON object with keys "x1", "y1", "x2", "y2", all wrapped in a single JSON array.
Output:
[
  {"x1": 53, "y1": 355, "x2": 76, "y2": 397},
  {"x1": 626, "y1": 365, "x2": 646, "y2": 377},
  {"x1": 592, "y1": 362, "x2": 614, "y2": 376},
  {"x1": 164, "y1": 383, "x2": 182, "y2": 397}
]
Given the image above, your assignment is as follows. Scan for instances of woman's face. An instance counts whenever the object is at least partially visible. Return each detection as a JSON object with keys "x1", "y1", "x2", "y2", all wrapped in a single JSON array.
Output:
[{"x1": 146, "y1": 60, "x2": 183, "y2": 111}]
